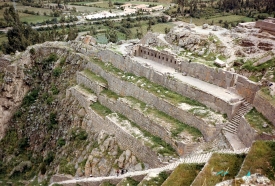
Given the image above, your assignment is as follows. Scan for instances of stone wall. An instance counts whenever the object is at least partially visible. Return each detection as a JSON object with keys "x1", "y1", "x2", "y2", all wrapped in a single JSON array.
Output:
[
  {"x1": 76, "y1": 72, "x2": 106, "y2": 95},
  {"x1": 237, "y1": 116, "x2": 275, "y2": 146},
  {"x1": 66, "y1": 87, "x2": 97, "y2": 109},
  {"x1": 237, "y1": 117, "x2": 257, "y2": 147},
  {"x1": 98, "y1": 94, "x2": 189, "y2": 156},
  {"x1": 97, "y1": 49, "x2": 240, "y2": 119},
  {"x1": 253, "y1": 90, "x2": 275, "y2": 126},
  {"x1": 129, "y1": 46, "x2": 260, "y2": 104},
  {"x1": 85, "y1": 61, "x2": 224, "y2": 142},
  {"x1": 255, "y1": 19, "x2": 275, "y2": 35},
  {"x1": 83, "y1": 107, "x2": 161, "y2": 168},
  {"x1": 235, "y1": 75, "x2": 260, "y2": 103},
  {"x1": 135, "y1": 46, "x2": 180, "y2": 69}
]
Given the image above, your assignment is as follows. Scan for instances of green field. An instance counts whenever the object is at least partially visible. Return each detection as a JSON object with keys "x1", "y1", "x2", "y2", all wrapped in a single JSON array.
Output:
[{"x1": 180, "y1": 15, "x2": 254, "y2": 26}]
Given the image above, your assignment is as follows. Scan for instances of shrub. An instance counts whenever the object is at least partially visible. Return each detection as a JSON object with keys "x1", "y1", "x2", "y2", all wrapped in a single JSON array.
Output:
[
  {"x1": 53, "y1": 67, "x2": 62, "y2": 77},
  {"x1": 44, "y1": 151, "x2": 55, "y2": 165},
  {"x1": 57, "y1": 138, "x2": 66, "y2": 147},
  {"x1": 22, "y1": 88, "x2": 39, "y2": 107}
]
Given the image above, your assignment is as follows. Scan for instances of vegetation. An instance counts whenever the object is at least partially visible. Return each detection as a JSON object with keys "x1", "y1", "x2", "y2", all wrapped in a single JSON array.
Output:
[
  {"x1": 83, "y1": 69, "x2": 108, "y2": 85},
  {"x1": 245, "y1": 108, "x2": 275, "y2": 134},
  {"x1": 117, "y1": 177, "x2": 139, "y2": 186},
  {"x1": 238, "y1": 141, "x2": 275, "y2": 181},
  {"x1": 192, "y1": 153, "x2": 245, "y2": 186},
  {"x1": 140, "y1": 171, "x2": 170, "y2": 186},
  {"x1": 90, "y1": 102, "x2": 113, "y2": 117},
  {"x1": 163, "y1": 164, "x2": 204, "y2": 186}
]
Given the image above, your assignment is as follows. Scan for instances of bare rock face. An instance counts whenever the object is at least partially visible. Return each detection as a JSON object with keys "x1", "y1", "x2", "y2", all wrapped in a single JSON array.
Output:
[
  {"x1": 0, "y1": 51, "x2": 33, "y2": 139},
  {"x1": 84, "y1": 132, "x2": 141, "y2": 177}
]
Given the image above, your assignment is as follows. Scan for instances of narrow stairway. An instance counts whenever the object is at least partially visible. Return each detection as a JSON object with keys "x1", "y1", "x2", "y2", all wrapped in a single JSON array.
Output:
[
  {"x1": 222, "y1": 100, "x2": 253, "y2": 150},
  {"x1": 223, "y1": 100, "x2": 253, "y2": 134}
]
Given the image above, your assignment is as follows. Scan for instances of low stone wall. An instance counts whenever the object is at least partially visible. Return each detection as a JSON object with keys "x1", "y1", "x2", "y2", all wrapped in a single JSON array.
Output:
[
  {"x1": 237, "y1": 117, "x2": 257, "y2": 147},
  {"x1": 235, "y1": 75, "x2": 260, "y2": 103},
  {"x1": 253, "y1": 90, "x2": 275, "y2": 126},
  {"x1": 85, "y1": 61, "x2": 223, "y2": 142},
  {"x1": 98, "y1": 50, "x2": 239, "y2": 119},
  {"x1": 76, "y1": 72, "x2": 106, "y2": 95},
  {"x1": 83, "y1": 107, "x2": 161, "y2": 168}
]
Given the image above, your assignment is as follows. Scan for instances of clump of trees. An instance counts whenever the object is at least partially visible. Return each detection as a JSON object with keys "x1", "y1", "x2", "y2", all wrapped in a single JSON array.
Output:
[
  {"x1": 175, "y1": 0, "x2": 275, "y2": 17},
  {"x1": 1, "y1": 6, "x2": 78, "y2": 54}
]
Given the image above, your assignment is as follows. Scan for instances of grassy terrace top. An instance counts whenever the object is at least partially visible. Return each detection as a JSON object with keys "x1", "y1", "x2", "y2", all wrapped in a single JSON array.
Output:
[
  {"x1": 101, "y1": 89, "x2": 203, "y2": 140},
  {"x1": 238, "y1": 141, "x2": 275, "y2": 181},
  {"x1": 82, "y1": 69, "x2": 108, "y2": 85},
  {"x1": 192, "y1": 153, "x2": 245, "y2": 186},
  {"x1": 162, "y1": 164, "x2": 203, "y2": 186},
  {"x1": 90, "y1": 57, "x2": 205, "y2": 107},
  {"x1": 245, "y1": 108, "x2": 275, "y2": 134}
]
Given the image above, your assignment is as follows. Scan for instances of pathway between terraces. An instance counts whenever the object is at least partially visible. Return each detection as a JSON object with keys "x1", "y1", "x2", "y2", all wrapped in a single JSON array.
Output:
[
  {"x1": 132, "y1": 56, "x2": 242, "y2": 103},
  {"x1": 50, "y1": 148, "x2": 250, "y2": 185}
]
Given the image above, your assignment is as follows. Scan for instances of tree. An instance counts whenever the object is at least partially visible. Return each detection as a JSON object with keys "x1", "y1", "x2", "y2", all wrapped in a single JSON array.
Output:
[
  {"x1": 177, "y1": 0, "x2": 185, "y2": 14},
  {"x1": 105, "y1": 29, "x2": 118, "y2": 43}
]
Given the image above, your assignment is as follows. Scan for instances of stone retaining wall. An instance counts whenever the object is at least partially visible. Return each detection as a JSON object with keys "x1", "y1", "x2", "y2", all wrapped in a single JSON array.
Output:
[
  {"x1": 76, "y1": 72, "x2": 106, "y2": 95},
  {"x1": 85, "y1": 61, "x2": 223, "y2": 142},
  {"x1": 98, "y1": 49, "x2": 239, "y2": 119},
  {"x1": 83, "y1": 108, "x2": 161, "y2": 168},
  {"x1": 235, "y1": 75, "x2": 260, "y2": 103},
  {"x1": 118, "y1": 46, "x2": 260, "y2": 104},
  {"x1": 253, "y1": 90, "x2": 275, "y2": 126},
  {"x1": 98, "y1": 94, "x2": 188, "y2": 156},
  {"x1": 237, "y1": 117, "x2": 257, "y2": 147},
  {"x1": 66, "y1": 87, "x2": 97, "y2": 109},
  {"x1": 237, "y1": 116, "x2": 275, "y2": 146}
]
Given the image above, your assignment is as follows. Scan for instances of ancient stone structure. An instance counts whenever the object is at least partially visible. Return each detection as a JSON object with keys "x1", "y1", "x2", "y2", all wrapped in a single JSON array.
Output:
[{"x1": 255, "y1": 18, "x2": 275, "y2": 35}]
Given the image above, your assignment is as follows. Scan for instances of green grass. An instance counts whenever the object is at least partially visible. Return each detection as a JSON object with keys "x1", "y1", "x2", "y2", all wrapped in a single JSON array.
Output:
[
  {"x1": 101, "y1": 89, "x2": 120, "y2": 100},
  {"x1": 79, "y1": 84, "x2": 94, "y2": 94},
  {"x1": 117, "y1": 177, "x2": 139, "y2": 186},
  {"x1": 241, "y1": 57, "x2": 275, "y2": 72},
  {"x1": 245, "y1": 108, "x2": 275, "y2": 134},
  {"x1": 19, "y1": 13, "x2": 52, "y2": 24},
  {"x1": 259, "y1": 87, "x2": 275, "y2": 107},
  {"x1": 90, "y1": 102, "x2": 112, "y2": 117},
  {"x1": 180, "y1": 15, "x2": 254, "y2": 26},
  {"x1": 101, "y1": 182, "x2": 116, "y2": 186},
  {"x1": 162, "y1": 164, "x2": 204, "y2": 186},
  {"x1": 192, "y1": 153, "x2": 245, "y2": 186},
  {"x1": 83, "y1": 69, "x2": 108, "y2": 85},
  {"x1": 139, "y1": 171, "x2": 170, "y2": 186},
  {"x1": 238, "y1": 141, "x2": 275, "y2": 181}
]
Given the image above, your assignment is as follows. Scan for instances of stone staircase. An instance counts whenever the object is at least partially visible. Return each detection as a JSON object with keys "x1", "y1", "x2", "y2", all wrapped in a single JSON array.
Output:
[
  {"x1": 223, "y1": 100, "x2": 253, "y2": 134},
  {"x1": 222, "y1": 100, "x2": 253, "y2": 150}
]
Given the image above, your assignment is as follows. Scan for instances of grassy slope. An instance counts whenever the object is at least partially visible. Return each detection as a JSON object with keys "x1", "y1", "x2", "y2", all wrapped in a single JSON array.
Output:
[
  {"x1": 192, "y1": 153, "x2": 245, "y2": 186},
  {"x1": 238, "y1": 141, "x2": 275, "y2": 181},
  {"x1": 162, "y1": 164, "x2": 203, "y2": 186}
]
